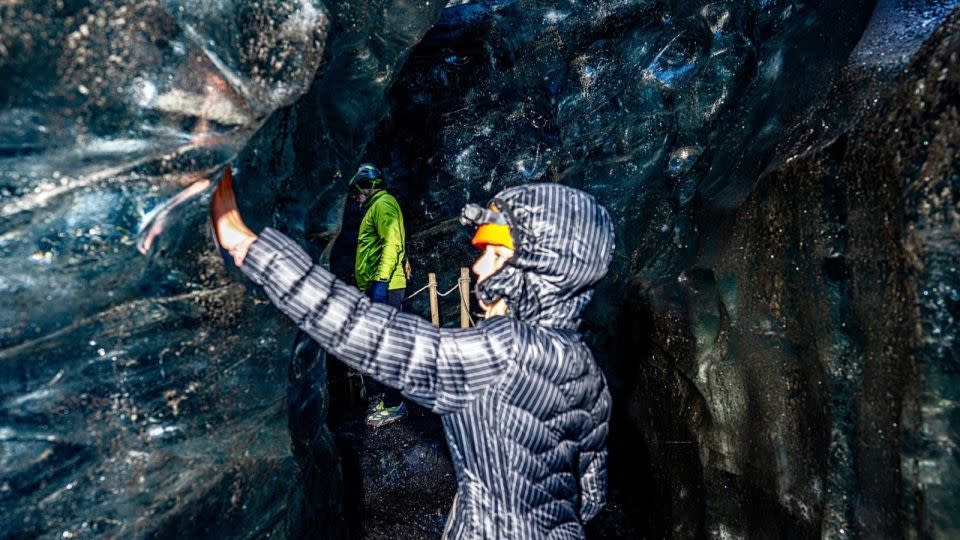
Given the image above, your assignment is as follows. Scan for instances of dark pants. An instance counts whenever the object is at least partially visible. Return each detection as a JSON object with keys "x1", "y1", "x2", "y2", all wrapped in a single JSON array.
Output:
[
  {"x1": 365, "y1": 287, "x2": 405, "y2": 407},
  {"x1": 384, "y1": 288, "x2": 405, "y2": 309}
]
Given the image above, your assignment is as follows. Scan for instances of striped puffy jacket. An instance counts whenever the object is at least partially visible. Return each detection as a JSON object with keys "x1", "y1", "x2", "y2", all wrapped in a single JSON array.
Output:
[{"x1": 241, "y1": 183, "x2": 614, "y2": 539}]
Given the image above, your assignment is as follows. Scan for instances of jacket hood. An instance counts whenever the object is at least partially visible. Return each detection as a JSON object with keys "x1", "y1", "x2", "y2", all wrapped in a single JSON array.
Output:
[
  {"x1": 361, "y1": 188, "x2": 387, "y2": 208},
  {"x1": 476, "y1": 183, "x2": 615, "y2": 330}
]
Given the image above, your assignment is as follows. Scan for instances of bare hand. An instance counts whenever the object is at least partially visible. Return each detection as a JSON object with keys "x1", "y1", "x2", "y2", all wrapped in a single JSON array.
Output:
[{"x1": 210, "y1": 165, "x2": 257, "y2": 266}]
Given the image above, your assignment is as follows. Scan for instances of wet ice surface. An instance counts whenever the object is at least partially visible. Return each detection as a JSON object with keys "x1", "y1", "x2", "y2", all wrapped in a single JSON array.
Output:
[
  {"x1": 363, "y1": 0, "x2": 885, "y2": 316},
  {"x1": 0, "y1": 0, "x2": 327, "y2": 348},
  {"x1": 1, "y1": 289, "x2": 298, "y2": 537},
  {"x1": 2, "y1": 0, "x2": 960, "y2": 538},
  {"x1": 0, "y1": 1, "x2": 332, "y2": 537},
  {"x1": 852, "y1": 0, "x2": 957, "y2": 65},
  {"x1": 1, "y1": 0, "x2": 452, "y2": 536}
]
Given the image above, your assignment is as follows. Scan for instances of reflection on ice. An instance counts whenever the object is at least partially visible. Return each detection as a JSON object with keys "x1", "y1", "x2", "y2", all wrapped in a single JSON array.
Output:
[
  {"x1": 646, "y1": 33, "x2": 701, "y2": 89},
  {"x1": 0, "y1": 0, "x2": 329, "y2": 347},
  {"x1": 146, "y1": 424, "x2": 183, "y2": 440},
  {"x1": 137, "y1": 177, "x2": 211, "y2": 255},
  {"x1": 852, "y1": 0, "x2": 957, "y2": 65}
]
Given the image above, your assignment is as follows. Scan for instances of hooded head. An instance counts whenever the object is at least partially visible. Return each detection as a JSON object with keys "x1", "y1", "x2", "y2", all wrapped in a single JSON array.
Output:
[{"x1": 469, "y1": 183, "x2": 615, "y2": 330}]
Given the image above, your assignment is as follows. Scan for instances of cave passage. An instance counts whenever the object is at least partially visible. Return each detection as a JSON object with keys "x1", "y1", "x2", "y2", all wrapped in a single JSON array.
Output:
[{"x1": 2, "y1": 1, "x2": 960, "y2": 539}]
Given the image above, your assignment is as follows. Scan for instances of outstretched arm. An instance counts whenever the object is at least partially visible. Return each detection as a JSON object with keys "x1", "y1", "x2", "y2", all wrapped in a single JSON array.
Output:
[{"x1": 211, "y1": 168, "x2": 514, "y2": 414}]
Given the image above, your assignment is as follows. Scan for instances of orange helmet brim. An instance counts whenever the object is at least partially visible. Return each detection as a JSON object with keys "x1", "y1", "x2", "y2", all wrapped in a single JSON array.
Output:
[{"x1": 471, "y1": 223, "x2": 514, "y2": 250}]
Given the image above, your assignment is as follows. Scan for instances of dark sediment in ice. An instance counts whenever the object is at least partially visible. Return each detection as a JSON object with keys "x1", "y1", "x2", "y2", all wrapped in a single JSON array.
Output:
[
  {"x1": 616, "y1": 11, "x2": 960, "y2": 536},
  {"x1": 0, "y1": 1, "x2": 441, "y2": 538}
]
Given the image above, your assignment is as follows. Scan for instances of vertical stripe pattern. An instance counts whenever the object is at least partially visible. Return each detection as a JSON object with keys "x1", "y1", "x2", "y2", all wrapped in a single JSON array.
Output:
[
  {"x1": 241, "y1": 182, "x2": 614, "y2": 539},
  {"x1": 478, "y1": 183, "x2": 616, "y2": 331}
]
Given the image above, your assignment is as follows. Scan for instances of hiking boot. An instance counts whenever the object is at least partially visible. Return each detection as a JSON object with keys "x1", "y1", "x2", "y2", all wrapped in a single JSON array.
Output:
[{"x1": 366, "y1": 400, "x2": 407, "y2": 428}]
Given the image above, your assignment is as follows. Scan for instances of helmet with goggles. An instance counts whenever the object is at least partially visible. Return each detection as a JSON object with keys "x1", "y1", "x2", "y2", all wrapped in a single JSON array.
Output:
[{"x1": 348, "y1": 163, "x2": 384, "y2": 192}]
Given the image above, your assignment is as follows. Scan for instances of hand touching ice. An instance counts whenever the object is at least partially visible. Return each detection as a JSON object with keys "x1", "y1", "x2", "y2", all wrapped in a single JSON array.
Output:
[{"x1": 210, "y1": 165, "x2": 257, "y2": 266}]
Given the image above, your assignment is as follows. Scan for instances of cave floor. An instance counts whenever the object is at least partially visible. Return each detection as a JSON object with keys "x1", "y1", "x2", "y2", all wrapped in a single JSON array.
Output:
[{"x1": 331, "y1": 386, "x2": 457, "y2": 539}]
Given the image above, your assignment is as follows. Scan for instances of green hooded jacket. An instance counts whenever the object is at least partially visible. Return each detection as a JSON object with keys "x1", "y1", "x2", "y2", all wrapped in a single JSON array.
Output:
[{"x1": 355, "y1": 190, "x2": 406, "y2": 292}]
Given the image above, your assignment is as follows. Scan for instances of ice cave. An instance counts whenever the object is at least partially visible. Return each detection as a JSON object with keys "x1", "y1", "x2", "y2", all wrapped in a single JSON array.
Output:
[{"x1": 1, "y1": 0, "x2": 959, "y2": 538}]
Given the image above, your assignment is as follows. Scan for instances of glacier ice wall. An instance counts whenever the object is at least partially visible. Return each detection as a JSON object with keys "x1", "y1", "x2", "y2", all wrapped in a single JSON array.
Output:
[{"x1": 0, "y1": 1, "x2": 442, "y2": 538}]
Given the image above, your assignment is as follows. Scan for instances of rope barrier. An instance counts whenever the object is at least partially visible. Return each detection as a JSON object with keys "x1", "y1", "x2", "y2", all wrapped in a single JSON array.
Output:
[
  {"x1": 404, "y1": 280, "x2": 463, "y2": 300},
  {"x1": 402, "y1": 271, "x2": 478, "y2": 328},
  {"x1": 436, "y1": 284, "x2": 461, "y2": 297},
  {"x1": 459, "y1": 288, "x2": 476, "y2": 327},
  {"x1": 404, "y1": 283, "x2": 432, "y2": 302}
]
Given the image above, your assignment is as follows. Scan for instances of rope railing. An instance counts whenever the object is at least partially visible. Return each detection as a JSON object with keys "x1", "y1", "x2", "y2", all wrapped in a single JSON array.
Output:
[
  {"x1": 436, "y1": 284, "x2": 461, "y2": 297},
  {"x1": 404, "y1": 283, "x2": 432, "y2": 301},
  {"x1": 404, "y1": 268, "x2": 475, "y2": 328},
  {"x1": 405, "y1": 281, "x2": 464, "y2": 300}
]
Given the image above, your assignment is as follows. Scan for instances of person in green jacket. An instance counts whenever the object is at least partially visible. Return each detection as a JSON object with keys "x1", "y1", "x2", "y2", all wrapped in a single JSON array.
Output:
[{"x1": 348, "y1": 163, "x2": 408, "y2": 427}]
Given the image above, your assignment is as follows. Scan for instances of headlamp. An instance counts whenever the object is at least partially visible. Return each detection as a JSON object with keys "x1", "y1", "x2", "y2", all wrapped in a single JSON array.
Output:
[{"x1": 460, "y1": 203, "x2": 508, "y2": 227}]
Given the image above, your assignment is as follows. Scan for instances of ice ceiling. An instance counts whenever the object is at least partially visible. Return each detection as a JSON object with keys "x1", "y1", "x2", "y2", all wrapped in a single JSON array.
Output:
[{"x1": 2, "y1": 1, "x2": 959, "y2": 538}]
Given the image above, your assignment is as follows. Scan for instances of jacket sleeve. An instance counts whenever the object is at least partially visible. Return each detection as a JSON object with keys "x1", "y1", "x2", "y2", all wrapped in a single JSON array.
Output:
[
  {"x1": 241, "y1": 228, "x2": 514, "y2": 414},
  {"x1": 374, "y1": 199, "x2": 404, "y2": 282},
  {"x1": 578, "y1": 382, "x2": 611, "y2": 521}
]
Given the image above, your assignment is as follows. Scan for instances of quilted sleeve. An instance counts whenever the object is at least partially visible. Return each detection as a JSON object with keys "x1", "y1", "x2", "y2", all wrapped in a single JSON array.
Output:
[{"x1": 241, "y1": 227, "x2": 514, "y2": 414}]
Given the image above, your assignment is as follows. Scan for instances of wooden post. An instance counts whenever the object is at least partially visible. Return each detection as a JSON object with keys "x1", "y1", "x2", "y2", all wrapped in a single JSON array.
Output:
[
  {"x1": 459, "y1": 267, "x2": 471, "y2": 328},
  {"x1": 428, "y1": 272, "x2": 440, "y2": 327}
]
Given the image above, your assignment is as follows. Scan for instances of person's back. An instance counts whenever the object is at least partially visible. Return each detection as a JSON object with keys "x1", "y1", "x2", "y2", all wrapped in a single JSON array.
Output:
[
  {"x1": 440, "y1": 322, "x2": 609, "y2": 538},
  {"x1": 435, "y1": 184, "x2": 613, "y2": 538}
]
